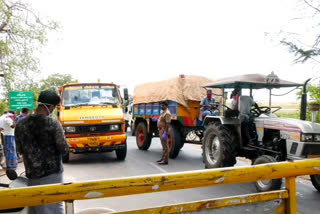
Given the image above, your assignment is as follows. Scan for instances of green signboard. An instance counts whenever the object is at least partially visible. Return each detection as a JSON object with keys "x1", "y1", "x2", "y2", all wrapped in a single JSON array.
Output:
[{"x1": 9, "y1": 91, "x2": 34, "y2": 111}]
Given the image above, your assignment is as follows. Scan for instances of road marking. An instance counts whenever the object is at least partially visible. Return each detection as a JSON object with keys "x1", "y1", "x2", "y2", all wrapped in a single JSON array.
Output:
[{"x1": 149, "y1": 162, "x2": 168, "y2": 173}]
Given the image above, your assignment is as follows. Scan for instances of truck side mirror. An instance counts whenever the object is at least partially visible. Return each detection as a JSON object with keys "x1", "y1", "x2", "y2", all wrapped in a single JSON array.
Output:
[{"x1": 124, "y1": 88, "x2": 129, "y2": 101}]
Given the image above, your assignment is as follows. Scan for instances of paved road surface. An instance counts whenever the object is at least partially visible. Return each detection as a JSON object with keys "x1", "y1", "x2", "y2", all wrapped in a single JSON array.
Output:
[{"x1": 1, "y1": 134, "x2": 320, "y2": 213}]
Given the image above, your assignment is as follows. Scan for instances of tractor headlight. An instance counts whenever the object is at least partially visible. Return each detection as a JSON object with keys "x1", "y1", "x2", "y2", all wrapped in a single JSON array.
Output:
[
  {"x1": 110, "y1": 124, "x2": 119, "y2": 131},
  {"x1": 301, "y1": 133, "x2": 313, "y2": 142},
  {"x1": 65, "y1": 126, "x2": 76, "y2": 133},
  {"x1": 314, "y1": 134, "x2": 320, "y2": 142}
]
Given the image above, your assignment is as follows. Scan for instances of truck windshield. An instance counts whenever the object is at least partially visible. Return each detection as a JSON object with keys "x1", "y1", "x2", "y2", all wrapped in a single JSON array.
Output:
[{"x1": 62, "y1": 85, "x2": 120, "y2": 107}]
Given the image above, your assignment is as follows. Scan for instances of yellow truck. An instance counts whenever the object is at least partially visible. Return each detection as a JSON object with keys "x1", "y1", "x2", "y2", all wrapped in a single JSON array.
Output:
[{"x1": 57, "y1": 82, "x2": 128, "y2": 162}]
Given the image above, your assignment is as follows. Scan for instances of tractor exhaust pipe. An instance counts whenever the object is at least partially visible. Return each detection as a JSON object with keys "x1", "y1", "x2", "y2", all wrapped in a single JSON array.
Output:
[{"x1": 300, "y1": 78, "x2": 311, "y2": 120}]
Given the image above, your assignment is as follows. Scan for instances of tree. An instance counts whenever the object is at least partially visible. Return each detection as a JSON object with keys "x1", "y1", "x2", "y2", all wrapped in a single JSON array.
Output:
[
  {"x1": 281, "y1": 0, "x2": 320, "y2": 64},
  {"x1": 0, "y1": 0, "x2": 59, "y2": 100},
  {"x1": 308, "y1": 84, "x2": 320, "y2": 103},
  {"x1": 30, "y1": 73, "x2": 74, "y2": 104}
]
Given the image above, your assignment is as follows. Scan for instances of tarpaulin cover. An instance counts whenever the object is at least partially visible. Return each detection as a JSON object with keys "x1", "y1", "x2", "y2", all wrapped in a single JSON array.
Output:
[{"x1": 133, "y1": 75, "x2": 221, "y2": 107}]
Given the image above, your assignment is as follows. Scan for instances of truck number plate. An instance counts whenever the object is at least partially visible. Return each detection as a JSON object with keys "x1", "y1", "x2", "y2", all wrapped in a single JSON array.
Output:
[{"x1": 88, "y1": 138, "x2": 99, "y2": 147}]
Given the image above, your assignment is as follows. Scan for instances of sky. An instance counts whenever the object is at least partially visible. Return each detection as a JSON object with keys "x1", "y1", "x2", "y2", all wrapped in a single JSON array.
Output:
[{"x1": 27, "y1": 0, "x2": 319, "y2": 103}]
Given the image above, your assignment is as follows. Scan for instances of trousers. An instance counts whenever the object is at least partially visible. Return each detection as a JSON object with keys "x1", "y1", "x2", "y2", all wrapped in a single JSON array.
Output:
[
  {"x1": 28, "y1": 171, "x2": 65, "y2": 214},
  {"x1": 159, "y1": 129, "x2": 169, "y2": 162}
]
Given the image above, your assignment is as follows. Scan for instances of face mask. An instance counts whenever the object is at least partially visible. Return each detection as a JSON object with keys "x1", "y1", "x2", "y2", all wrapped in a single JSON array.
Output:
[{"x1": 39, "y1": 102, "x2": 53, "y2": 116}]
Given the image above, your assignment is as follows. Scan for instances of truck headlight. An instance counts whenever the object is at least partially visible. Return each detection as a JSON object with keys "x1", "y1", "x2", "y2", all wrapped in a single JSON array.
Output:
[
  {"x1": 65, "y1": 126, "x2": 76, "y2": 133},
  {"x1": 301, "y1": 133, "x2": 313, "y2": 142},
  {"x1": 314, "y1": 134, "x2": 320, "y2": 142},
  {"x1": 110, "y1": 124, "x2": 119, "y2": 131}
]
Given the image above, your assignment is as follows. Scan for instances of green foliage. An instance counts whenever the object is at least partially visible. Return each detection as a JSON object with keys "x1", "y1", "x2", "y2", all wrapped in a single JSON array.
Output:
[
  {"x1": 308, "y1": 84, "x2": 320, "y2": 103},
  {"x1": 0, "y1": 101, "x2": 9, "y2": 114},
  {"x1": 0, "y1": 73, "x2": 73, "y2": 113},
  {"x1": 33, "y1": 73, "x2": 74, "y2": 106},
  {"x1": 0, "y1": 0, "x2": 60, "y2": 100},
  {"x1": 275, "y1": 112, "x2": 300, "y2": 120},
  {"x1": 39, "y1": 73, "x2": 74, "y2": 91}
]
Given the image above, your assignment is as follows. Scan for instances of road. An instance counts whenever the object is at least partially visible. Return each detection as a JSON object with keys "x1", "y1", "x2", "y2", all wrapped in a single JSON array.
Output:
[
  {"x1": 1, "y1": 134, "x2": 320, "y2": 213},
  {"x1": 66, "y1": 134, "x2": 320, "y2": 214}
]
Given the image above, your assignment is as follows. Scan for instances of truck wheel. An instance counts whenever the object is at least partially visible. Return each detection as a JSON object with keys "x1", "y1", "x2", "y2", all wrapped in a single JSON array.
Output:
[
  {"x1": 130, "y1": 121, "x2": 135, "y2": 136},
  {"x1": 310, "y1": 175, "x2": 320, "y2": 192},
  {"x1": 116, "y1": 141, "x2": 127, "y2": 161},
  {"x1": 62, "y1": 152, "x2": 70, "y2": 163},
  {"x1": 202, "y1": 123, "x2": 237, "y2": 168},
  {"x1": 168, "y1": 124, "x2": 182, "y2": 159},
  {"x1": 135, "y1": 122, "x2": 152, "y2": 150},
  {"x1": 253, "y1": 155, "x2": 282, "y2": 192}
]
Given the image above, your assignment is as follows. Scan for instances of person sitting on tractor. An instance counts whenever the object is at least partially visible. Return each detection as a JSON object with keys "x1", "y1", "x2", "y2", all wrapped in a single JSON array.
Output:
[
  {"x1": 238, "y1": 95, "x2": 261, "y2": 146},
  {"x1": 200, "y1": 89, "x2": 219, "y2": 119},
  {"x1": 230, "y1": 88, "x2": 240, "y2": 110}
]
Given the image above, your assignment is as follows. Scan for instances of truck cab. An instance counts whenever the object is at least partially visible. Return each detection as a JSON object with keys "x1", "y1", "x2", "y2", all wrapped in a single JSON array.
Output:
[{"x1": 57, "y1": 82, "x2": 128, "y2": 162}]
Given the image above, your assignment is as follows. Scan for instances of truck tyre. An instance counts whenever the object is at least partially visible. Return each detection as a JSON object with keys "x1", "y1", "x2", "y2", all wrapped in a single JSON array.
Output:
[
  {"x1": 135, "y1": 122, "x2": 152, "y2": 150},
  {"x1": 310, "y1": 175, "x2": 320, "y2": 192},
  {"x1": 253, "y1": 155, "x2": 282, "y2": 192},
  {"x1": 202, "y1": 123, "x2": 237, "y2": 168},
  {"x1": 62, "y1": 152, "x2": 70, "y2": 163},
  {"x1": 168, "y1": 124, "x2": 182, "y2": 159},
  {"x1": 116, "y1": 141, "x2": 127, "y2": 161}
]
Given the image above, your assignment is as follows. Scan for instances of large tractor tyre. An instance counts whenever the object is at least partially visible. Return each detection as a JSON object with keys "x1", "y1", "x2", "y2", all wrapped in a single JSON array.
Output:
[
  {"x1": 202, "y1": 123, "x2": 237, "y2": 168},
  {"x1": 168, "y1": 124, "x2": 182, "y2": 159},
  {"x1": 253, "y1": 155, "x2": 282, "y2": 192},
  {"x1": 62, "y1": 152, "x2": 70, "y2": 163},
  {"x1": 135, "y1": 122, "x2": 152, "y2": 150},
  {"x1": 116, "y1": 141, "x2": 127, "y2": 161},
  {"x1": 310, "y1": 175, "x2": 320, "y2": 192}
]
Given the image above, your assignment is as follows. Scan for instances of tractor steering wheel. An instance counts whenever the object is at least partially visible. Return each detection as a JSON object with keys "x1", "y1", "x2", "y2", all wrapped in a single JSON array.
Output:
[
  {"x1": 250, "y1": 106, "x2": 261, "y2": 117},
  {"x1": 258, "y1": 106, "x2": 271, "y2": 114}
]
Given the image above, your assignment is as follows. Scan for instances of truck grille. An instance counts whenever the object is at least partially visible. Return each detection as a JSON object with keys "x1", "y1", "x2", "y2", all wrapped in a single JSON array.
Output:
[{"x1": 66, "y1": 124, "x2": 121, "y2": 134}]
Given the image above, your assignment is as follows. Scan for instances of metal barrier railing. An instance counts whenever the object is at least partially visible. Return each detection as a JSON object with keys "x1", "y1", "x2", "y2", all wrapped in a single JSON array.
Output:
[{"x1": 0, "y1": 159, "x2": 320, "y2": 213}]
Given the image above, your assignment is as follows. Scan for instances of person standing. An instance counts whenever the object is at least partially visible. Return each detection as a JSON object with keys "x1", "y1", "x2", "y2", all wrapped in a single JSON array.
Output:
[
  {"x1": 0, "y1": 111, "x2": 7, "y2": 169},
  {"x1": 156, "y1": 101, "x2": 171, "y2": 165},
  {"x1": 3, "y1": 110, "x2": 17, "y2": 169},
  {"x1": 15, "y1": 90, "x2": 69, "y2": 214},
  {"x1": 230, "y1": 88, "x2": 240, "y2": 110},
  {"x1": 16, "y1": 107, "x2": 29, "y2": 122}
]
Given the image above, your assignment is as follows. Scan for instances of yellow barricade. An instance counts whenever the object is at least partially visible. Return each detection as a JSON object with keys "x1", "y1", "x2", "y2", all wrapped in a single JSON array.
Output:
[{"x1": 0, "y1": 159, "x2": 320, "y2": 213}]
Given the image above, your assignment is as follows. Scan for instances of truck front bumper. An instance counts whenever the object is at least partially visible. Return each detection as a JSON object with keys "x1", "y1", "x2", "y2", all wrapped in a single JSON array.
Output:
[{"x1": 67, "y1": 134, "x2": 127, "y2": 153}]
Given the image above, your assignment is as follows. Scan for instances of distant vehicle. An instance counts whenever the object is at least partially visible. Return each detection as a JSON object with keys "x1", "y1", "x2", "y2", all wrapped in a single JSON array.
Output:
[
  {"x1": 132, "y1": 75, "x2": 222, "y2": 159},
  {"x1": 124, "y1": 102, "x2": 133, "y2": 133},
  {"x1": 201, "y1": 73, "x2": 320, "y2": 192},
  {"x1": 57, "y1": 82, "x2": 128, "y2": 162}
]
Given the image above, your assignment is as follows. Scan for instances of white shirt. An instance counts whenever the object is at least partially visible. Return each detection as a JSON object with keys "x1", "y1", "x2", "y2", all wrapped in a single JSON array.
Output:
[
  {"x1": 3, "y1": 116, "x2": 14, "y2": 136},
  {"x1": 238, "y1": 96, "x2": 255, "y2": 121},
  {"x1": 0, "y1": 114, "x2": 6, "y2": 129}
]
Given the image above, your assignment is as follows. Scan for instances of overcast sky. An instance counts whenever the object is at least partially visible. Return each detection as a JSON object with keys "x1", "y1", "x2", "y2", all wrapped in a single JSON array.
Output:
[{"x1": 28, "y1": 0, "x2": 318, "y2": 103}]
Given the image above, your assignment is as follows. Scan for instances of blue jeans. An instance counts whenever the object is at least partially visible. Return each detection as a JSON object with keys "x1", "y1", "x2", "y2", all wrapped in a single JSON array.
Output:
[{"x1": 203, "y1": 110, "x2": 219, "y2": 117}]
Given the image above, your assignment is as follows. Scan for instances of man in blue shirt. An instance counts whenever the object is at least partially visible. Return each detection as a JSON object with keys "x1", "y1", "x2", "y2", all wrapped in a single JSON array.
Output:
[{"x1": 200, "y1": 89, "x2": 219, "y2": 118}]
